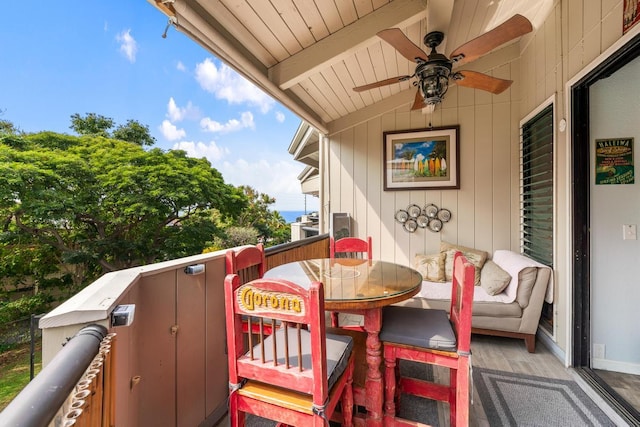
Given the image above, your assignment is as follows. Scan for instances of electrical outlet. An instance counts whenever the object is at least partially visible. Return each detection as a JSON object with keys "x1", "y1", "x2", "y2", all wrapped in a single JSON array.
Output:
[
  {"x1": 623, "y1": 224, "x2": 637, "y2": 240},
  {"x1": 593, "y1": 343, "x2": 605, "y2": 359}
]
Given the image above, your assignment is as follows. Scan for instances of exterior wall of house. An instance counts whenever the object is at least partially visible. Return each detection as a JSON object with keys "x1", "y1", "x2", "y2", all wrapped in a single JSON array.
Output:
[
  {"x1": 519, "y1": 0, "x2": 628, "y2": 356},
  {"x1": 322, "y1": 0, "x2": 633, "y2": 355},
  {"x1": 323, "y1": 48, "x2": 523, "y2": 291}
]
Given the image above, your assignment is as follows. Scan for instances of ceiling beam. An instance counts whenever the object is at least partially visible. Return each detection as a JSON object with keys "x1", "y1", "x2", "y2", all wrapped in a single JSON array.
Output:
[
  {"x1": 269, "y1": 0, "x2": 427, "y2": 90},
  {"x1": 327, "y1": 88, "x2": 416, "y2": 136}
]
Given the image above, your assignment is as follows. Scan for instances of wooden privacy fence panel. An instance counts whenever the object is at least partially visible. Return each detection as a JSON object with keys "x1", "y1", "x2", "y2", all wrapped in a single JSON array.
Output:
[{"x1": 265, "y1": 235, "x2": 329, "y2": 270}]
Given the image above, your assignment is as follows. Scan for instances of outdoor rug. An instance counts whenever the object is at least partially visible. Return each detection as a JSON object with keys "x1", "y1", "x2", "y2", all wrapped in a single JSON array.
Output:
[{"x1": 473, "y1": 367, "x2": 615, "y2": 426}]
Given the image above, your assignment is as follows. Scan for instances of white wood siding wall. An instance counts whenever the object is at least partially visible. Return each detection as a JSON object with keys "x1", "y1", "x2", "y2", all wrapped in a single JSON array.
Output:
[
  {"x1": 518, "y1": 0, "x2": 625, "y2": 353},
  {"x1": 323, "y1": 0, "x2": 631, "y2": 354},
  {"x1": 325, "y1": 47, "x2": 521, "y2": 267}
]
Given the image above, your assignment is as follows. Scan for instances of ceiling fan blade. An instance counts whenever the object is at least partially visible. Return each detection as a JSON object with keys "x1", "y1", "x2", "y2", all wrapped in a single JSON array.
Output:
[
  {"x1": 411, "y1": 89, "x2": 425, "y2": 110},
  {"x1": 377, "y1": 28, "x2": 428, "y2": 62},
  {"x1": 454, "y1": 70, "x2": 512, "y2": 94},
  {"x1": 449, "y1": 14, "x2": 533, "y2": 66},
  {"x1": 353, "y1": 75, "x2": 412, "y2": 92}
]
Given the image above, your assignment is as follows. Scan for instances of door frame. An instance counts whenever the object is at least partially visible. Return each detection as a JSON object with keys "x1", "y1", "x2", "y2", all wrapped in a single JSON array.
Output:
[{"x1": 570, "y1": 31, "x2": 640, "y2": 423}]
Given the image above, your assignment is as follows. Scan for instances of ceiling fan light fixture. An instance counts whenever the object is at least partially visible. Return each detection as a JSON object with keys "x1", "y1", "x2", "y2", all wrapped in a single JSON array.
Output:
[{"x1": 417, "y1": 62, "x2": 451, "y2": 106}]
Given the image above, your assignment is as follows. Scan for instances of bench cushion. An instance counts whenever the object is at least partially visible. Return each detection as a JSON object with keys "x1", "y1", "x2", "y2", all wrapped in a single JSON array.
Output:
[
  {"x1": 254, "y1": 327, "x2": 354, "y2": 391},
  {"x1": 380, "y1": 306, "x2": 457, "y2": 351}
]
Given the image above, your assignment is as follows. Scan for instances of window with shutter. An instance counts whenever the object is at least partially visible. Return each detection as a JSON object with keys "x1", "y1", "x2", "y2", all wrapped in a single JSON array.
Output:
[{"x1": 520, "y1": 103, "x2": 554, "y2": 329}]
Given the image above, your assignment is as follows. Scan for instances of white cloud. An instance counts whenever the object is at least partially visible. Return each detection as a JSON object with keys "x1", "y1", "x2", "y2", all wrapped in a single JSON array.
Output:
[
  {"x1": 166, "y1": 97, "x2": 199, "y2": 122},
  {"x1": 275, "y1": 111, "x2": 285, "y2": 123},
  {"x1": 176, "y1": 61, "x2": 186, "y2": 71},
  {"x1": 172, "y1": 140, "x2": 229, "y2": 162},
  {"x1": 177, "y1": 144, "x2": 312, "y2": 211},
  {"x1": 116, "y1": 29, "x2": 138, "y2": 63},
  {"x1": 159, "y1": 120, "x2": 186, "y2": 141},
  {"x1": 195, "y1": 58, "x2": 274, "y2": 113},
  {"x1": 200, "y1": 111, "x2": 254, "y2": 133},
  {"x1": 219, "y1": 159, "x2": 301, "y2": 197}
]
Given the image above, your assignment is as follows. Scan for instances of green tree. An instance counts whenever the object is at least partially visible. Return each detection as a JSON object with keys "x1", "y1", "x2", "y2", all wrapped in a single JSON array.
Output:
[
  {"x1": 0, "y1": 109, "x2": 21, "y2": 136},
  {"x1": 235, "y1": 186, "x2": 290, "y2": 245},
  {"x1": 69, "y1": 113, "x2": 156, "y2": 146},
  {"x1": 69, "y1": 113, "x2": 114, "y2": 137},
  {"x1": 0, "y1": 131, "x2": 246, "y2": 287},
  {"x1": 0, "y1": 120, "x2": 20, "y2": 136},
  {"x1": 112, "y1": 119, "x2": 156, "y2": 146}
]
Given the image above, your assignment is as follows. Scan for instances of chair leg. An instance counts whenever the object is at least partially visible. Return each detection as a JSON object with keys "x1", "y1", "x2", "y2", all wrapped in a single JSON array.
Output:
[
  {"x1": 331, "y1": 311, "x2": 340, "y2": 327},
  {"x1": 342, "y1": 362, "x2": 354, "y2": 427},
  {"x1": 383, "y1": 346, "x2": 398, "y2": 423},
  {"x1": 454, "y1": 357, "x2": 470, "y2": 427},
  {"x1": 229, "y1": 392, "x2": 243, "y2": 427}
]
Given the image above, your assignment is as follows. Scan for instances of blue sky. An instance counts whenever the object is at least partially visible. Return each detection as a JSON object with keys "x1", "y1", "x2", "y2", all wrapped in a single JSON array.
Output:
[{"x1": 0, "y1": 1, "x2": 319, "y2": 212}]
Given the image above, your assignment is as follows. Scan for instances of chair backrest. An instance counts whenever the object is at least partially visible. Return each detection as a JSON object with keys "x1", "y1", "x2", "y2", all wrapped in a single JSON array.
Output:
[
  {"x1": 330, "y1": 236, "x2": 372, "y2": 260},
  {"x1": 224, "y1": 274, "x2": 330, "y2": 404},
  {"x1": 449, "y1": 251, "x2": 476, "y2": 353},
  {"x1": 226, "y1": 244, "x2": 266, "y2": 283}
]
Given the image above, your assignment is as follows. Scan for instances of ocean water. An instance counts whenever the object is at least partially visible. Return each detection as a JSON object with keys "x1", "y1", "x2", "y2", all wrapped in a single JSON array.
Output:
[{"x1": 276, "y1": 210, "x2": 309, "y2": 223}]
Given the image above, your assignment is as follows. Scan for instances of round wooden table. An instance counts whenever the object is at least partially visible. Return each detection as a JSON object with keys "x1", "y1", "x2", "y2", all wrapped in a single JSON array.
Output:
[{"x1": 264, "y1": 258, "x2": 422, "y2": 427}]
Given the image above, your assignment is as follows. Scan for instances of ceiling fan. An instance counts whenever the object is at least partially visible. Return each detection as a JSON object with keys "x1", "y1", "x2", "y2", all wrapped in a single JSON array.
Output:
[{"x1": 353, "y1": 14, "x2": 533, "y2": 111}]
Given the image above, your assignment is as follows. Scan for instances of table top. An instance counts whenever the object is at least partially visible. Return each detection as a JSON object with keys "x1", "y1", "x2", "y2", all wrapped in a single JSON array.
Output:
[{"x1": 263, "y1": 258, "x2": 422, "y2": 310}]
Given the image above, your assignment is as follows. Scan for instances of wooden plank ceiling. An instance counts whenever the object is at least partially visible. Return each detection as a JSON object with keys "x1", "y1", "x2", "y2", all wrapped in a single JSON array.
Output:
[{"x1": 149, "y1": 0, "x2": 551, "y2": 136}]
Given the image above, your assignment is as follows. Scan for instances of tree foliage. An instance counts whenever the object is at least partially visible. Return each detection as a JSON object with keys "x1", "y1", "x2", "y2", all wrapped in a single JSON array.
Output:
[
  {"x1": 70, "y1": 113, "x2": 156, "y2": 146},
  {"x1": 203, "y1": 186, "x2": 290, "y2": 251},
  {"x1": 0, "y1": 131, "x2": 246, "y2": 287}
]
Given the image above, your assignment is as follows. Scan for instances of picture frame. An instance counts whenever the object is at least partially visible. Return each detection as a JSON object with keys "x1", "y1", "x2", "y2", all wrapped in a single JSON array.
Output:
[{"x1": 383, "y1": 126, "x2": 460, "y2": 191}]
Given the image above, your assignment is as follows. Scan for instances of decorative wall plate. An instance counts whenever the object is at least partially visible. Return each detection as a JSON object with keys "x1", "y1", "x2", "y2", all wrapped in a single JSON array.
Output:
[
  {"x1": 395, "y1": 210, "x2": 409, "y2": 223},
  {"x1": 424, "y1": 204, "x2": 439, "y2": 218},
  {"x1": 416, "y1": 214, "x2": 430, "y2": 228},
  {"x1": 428, "y1": 218, "x2": 443, "y2": 232},
  {"x1": 437, "y1": 208, "x2": 452, "y2": 222},
  {"x1": 403, "y1": 218, "x2": 418, "y2": 233},
  {"x1": 407, "y1": 204, "x2": 422, "y2": 218}
]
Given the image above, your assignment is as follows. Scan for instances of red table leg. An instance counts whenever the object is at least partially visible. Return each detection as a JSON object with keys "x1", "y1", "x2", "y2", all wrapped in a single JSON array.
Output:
[{"x1": 363, "y1": 309, "x2": 383, "y2": 427}]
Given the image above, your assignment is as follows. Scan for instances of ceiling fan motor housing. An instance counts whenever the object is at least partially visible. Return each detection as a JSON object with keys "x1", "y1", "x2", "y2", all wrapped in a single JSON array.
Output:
[{"x1": 416, "y1": 58, "x2": 452, "y2": 105}]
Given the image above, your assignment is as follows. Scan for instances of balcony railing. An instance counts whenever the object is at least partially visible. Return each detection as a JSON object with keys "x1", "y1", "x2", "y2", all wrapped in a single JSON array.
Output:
[{"x1": 0, "y1": 234, "x2": 329, "y2": 427}]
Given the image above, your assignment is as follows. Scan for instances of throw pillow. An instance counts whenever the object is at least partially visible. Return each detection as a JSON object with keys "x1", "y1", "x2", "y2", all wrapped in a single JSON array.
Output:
[
  {"x1": 515, "y1": 267, "x2": 539, "y2": 308},
  {"x1": 480, "y1": 260, "x2": 512, "y2": 295},
  {"x1": 440, "y1": 241, "x2": 488, "y2": 285},
  {"x1": 413, "y1": 253, "x2": 446, "y2": 282}
]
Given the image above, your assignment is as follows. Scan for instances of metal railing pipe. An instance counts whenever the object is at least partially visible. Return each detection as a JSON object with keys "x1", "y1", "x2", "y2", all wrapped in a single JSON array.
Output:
[{"x1": 0, "y1": 324, "x2": 107, "y2": 427}]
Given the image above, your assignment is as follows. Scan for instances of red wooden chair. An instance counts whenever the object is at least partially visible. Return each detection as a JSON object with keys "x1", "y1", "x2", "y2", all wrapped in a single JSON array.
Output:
[
  {"x1": 329, "y1": 236, "x2": 373, "y2": 327},
  {"x1": 330, "y1": 236, "x2": 373, "y2": 260},
  {"x1": 224, "y1": 274, "x2": 355, "y2": 427},
  {"x1": 379, "y1": 251, "x2": 475, "y2": 427},
  {"x1": 226, "y1": 244, "x2": 274, "y2": 334}
]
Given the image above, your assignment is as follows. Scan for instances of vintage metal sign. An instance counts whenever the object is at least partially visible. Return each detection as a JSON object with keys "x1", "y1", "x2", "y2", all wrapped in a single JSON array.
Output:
[{"x1": 595, "y1": 137, "x2": 634, "y2": 185}]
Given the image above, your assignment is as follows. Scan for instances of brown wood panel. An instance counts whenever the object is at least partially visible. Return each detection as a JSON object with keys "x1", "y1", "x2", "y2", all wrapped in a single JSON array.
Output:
[
  {"x1": 205, "y1": 257, "x2": 230, "y2": 419},
  {"x1": 177, "y1": 267, "x2": 206, "y2": 426},
  {"x1": 265, "y1": 236, "x2": 329, "y2": 270},
  {"x1": 136, "y1": 271, "x2": 177, "y2": 426}
]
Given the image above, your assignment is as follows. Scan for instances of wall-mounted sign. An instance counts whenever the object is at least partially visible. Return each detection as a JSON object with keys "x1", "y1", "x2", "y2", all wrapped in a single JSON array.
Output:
[{"x1": 595, "y1": 137, "x2": 634, "y2": 185}]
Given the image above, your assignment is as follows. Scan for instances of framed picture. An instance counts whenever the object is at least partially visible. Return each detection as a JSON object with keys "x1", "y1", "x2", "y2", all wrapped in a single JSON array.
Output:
[
  {"x1": 624, "y1": 0, "x2": 640, "y2": 34},
  {"x1": 383, "y1": 126, "x2": 460, "y2": 191}
]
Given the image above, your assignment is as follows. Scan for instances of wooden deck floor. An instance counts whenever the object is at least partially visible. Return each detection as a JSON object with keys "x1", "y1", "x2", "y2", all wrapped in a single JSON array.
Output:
[{"x1": 451, "y1": 333, "x2": 571, "y2": 427}]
